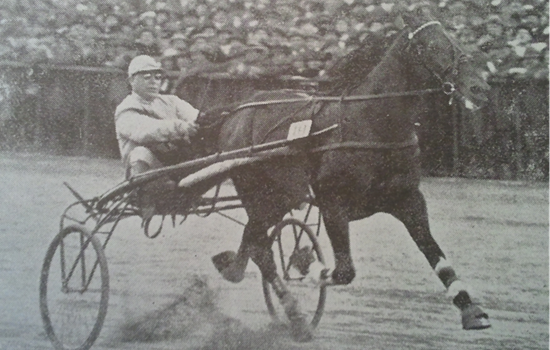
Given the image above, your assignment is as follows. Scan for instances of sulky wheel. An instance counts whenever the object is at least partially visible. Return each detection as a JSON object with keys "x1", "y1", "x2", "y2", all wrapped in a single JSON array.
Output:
[
  {"x1": 262, "y1": 218, "x2": 327, "y2": 328},
  {"x1": 39, "y1": 225, "x2": 109, "y2": 350}
]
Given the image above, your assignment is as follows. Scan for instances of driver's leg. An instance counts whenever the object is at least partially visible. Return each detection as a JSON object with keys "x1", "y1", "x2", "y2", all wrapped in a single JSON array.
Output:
[
  {"x1": 129, "y1": 147, "x2": 176, "y2": 218},
  {"x1": 128, "y1": 146, "x2": 163, "y2": 178}
]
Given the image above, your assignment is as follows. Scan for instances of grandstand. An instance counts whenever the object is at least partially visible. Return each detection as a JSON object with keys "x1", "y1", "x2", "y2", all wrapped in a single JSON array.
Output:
[{"x1": 0, "y1": 0, "x2": 547, "y2": 79}]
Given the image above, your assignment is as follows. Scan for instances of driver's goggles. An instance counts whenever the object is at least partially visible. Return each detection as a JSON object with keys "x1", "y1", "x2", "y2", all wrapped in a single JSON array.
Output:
[{"x1": 138, "y1": 72, "x2": 163, "y2": 80}]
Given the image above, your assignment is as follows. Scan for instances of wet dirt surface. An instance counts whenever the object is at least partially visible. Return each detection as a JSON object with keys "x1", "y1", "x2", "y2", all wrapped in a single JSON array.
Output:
[{"x1": 0, "y1": 153, "x2": 547, "y2": 350}]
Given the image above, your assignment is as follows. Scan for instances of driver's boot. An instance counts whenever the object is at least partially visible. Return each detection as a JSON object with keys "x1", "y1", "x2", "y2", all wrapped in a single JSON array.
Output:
[
  {"x1": 271, "y1": 276, "x2": 313, "y2": 342},
  {"x1": 131, "y1": 161, "x2": 176, "y2": 219}
]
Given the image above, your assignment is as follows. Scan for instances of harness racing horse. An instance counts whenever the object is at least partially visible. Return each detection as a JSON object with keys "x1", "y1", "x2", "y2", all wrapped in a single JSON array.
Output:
[{"x1": 204, "y1": 7, "x2": 492, "y2": 341}]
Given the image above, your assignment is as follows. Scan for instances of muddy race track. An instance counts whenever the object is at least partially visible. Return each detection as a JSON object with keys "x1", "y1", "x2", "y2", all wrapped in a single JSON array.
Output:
[{"x1": 0, "y1": 153, "x2": 548, "y2": 350}]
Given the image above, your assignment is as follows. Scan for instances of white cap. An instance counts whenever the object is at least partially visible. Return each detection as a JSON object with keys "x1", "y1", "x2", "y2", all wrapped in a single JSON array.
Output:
[{"x1": 127, "y1": 55, "x2": 163, "y2": 77}]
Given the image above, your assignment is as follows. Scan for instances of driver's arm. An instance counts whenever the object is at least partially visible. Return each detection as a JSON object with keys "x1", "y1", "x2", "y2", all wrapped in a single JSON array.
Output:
[{"x1": 116, "y1": 110, "x2": 192, "y2": 144}]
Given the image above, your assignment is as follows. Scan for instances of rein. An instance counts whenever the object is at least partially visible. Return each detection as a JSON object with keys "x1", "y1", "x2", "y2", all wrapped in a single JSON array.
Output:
[
  {"x1": 233, "y1": 88, "x2": 440, "y2": 112},
  {"x1": 228, "y1": 88, "x2": 437, "y2": 150}
]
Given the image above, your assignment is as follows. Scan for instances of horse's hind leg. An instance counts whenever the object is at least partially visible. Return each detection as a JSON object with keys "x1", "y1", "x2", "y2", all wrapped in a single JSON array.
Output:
[
  {"x1": 212, "y1": 178, "x2": 314, "y2": 341},
  {"x1": 388, "y1": 188, "x2": 490, "y2": 330},
  {"x1": 232, "y1": 213, "x2": 313, "y2": 342},
  {"x1": 245, "y1": 216, "x2": 314, "y2": 342}
]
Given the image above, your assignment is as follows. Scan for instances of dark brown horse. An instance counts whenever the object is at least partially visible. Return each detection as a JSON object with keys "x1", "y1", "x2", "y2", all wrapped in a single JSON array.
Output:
[{"x1": 204, "y1": 7, "x2": 491, "y2": 341}]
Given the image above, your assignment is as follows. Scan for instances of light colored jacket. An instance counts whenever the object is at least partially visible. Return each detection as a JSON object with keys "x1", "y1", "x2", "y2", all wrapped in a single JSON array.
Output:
[{"x1": 115, "y1": 92, "x2": 199, "y2": 168}]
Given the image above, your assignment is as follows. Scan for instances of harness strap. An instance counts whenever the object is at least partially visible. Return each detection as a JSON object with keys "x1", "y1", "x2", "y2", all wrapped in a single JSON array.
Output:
[{"x1": 311, "y1": 134, "x2": 419, "y2": 153}]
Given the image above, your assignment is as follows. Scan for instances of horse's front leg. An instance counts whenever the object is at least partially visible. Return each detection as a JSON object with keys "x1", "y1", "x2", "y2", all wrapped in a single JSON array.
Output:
[
  {"x1": 317, "y1": 197, "x2": 356, "y2": 285},
  {"x1": 388, "y1": 188, "x2": 490, "y2": 330}
]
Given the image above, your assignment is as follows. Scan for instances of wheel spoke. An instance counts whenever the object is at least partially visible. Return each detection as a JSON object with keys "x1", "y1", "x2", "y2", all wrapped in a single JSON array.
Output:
[{"x1": 263, "y1": 217, "x2": 326, "y2": 328}]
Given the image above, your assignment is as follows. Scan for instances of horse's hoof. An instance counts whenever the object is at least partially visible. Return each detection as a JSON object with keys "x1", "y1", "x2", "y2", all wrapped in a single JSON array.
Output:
[
  {"x1": 220, "y1": 266, "x2": 246, "y2": 283},
  {"x1": 289, "y1": 315, "x2": 314, "y2": 342},
  {"x1": 462, "y1": 304, "x2": 491, "y2": 330},
  {"x1": 211, "y1": 250, "x2": 236, "y2": 273},
  {"x1": 331, "y1": 266, "x2": 356, "y2": 285},
  {"x1": 211, "y1": 251, "x2": 246, "y2": 283}
]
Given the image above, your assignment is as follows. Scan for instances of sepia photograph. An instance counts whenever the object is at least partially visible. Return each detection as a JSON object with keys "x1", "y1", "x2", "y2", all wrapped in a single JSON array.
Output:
[{"x1": 0, "y1": 0, "x2": 547, "y2": 349}]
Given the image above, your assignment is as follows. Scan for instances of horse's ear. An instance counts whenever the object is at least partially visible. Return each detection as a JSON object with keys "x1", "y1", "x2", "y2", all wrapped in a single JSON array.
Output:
[{"x1": 394, "y1": 15, "x2": 406, "y2": 30}]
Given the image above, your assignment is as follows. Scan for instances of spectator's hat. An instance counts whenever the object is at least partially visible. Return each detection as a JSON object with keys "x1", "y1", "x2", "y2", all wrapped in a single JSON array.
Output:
[
  {"x1": 270, "y1": 44, "x2": 292, "y2": 55},
  {"x1": 247, "y1": 44, "x2": 269, "y2": 54},
  {"x1": 369, "y1": 22, "x2": 384, "y2": 33},
  {"x1": 128, "y1": 55, "x2": 163, "y2": 77},
  {"x1": 447, "y1": 1, "x2": 467, "y2": 15},
  {"x1": 175, "y1": 47, "x2": 191, "y2": 57},
  {"x1": 288, "y1": 30, "x2": 306, "y2": 44},
  {"x1": 139, "y1": 11, "x2": 156, "y2": 22},
  {"x1": 171, "y1": 32, "x2": 187, "y2": 42},
  {"x1": 484, "y1": 14, "x2": 504, "y2": 25},
  {"x1": 191, "y1": 26, "x2": 216, "y2": 40},
  {"x1": 314, "y1": 14, "x2": 332, "y2": 33},
  {"x1": 155, "y1": 1, "x2": 167, "y2": 10},
  {"x1": 162, "y1": 48, "x2": 180, "y2": 58},
  {"x1": 156, "y1": 8, "x2": 171, "y2": 17},
  {"x1": 136, "y1": 27, "x2": 155, "y2": 38},
  {"x1": 217, "y1": 27, "x2": 239, "y2": 40},
  {"x1": 469, "y1": 15, "x2": 484, "y2": 27},
  {"x1": 97, "y1": 3, "x2": 114, "y2": 14},
  {"x1": 298, "y1": 22, "x2": 320, "y2": 37},
  {"x1": 228, "y1": 32, "x2": 248, "y2": 44}
]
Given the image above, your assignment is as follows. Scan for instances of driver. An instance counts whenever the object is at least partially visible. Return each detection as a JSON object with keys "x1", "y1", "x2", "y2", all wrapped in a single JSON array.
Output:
[{"x1": 115, "y1": 55, "x2": 199, "y2": 215}]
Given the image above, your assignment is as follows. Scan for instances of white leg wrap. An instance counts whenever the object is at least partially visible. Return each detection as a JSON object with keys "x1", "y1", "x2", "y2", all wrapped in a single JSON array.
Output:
[
  {"x1": 446, "y1": 280, "x2": 469, "y2": 299},
  {"x1": 434, "y1": 257, "x2": 452, "y2": 274}
]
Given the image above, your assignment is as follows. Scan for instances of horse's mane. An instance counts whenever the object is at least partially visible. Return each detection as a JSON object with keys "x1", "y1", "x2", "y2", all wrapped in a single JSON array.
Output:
[{"x1": 326, "y1": 30, "x2": 405, "y2": 95}]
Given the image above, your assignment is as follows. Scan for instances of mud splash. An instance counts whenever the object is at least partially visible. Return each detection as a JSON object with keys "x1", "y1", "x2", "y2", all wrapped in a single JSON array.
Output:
[{"x1": 115, "y1": 275, "x2": 292, "y2": 349}]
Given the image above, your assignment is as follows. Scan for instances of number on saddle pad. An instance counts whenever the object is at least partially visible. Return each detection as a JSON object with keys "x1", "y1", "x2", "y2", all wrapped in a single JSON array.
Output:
[{"x1": 287, "y1": 120, "x2": 312, "y2": 141}]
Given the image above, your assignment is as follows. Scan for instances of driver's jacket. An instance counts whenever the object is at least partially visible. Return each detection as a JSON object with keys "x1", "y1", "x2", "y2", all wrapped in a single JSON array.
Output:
[{"x1": 115, "y1": 92, "x2": 199, "y2": 173}]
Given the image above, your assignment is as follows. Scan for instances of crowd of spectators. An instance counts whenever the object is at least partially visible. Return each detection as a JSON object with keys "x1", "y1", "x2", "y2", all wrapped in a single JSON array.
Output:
[{"x1": 0, "y1": 0, "x2": 547, "y2": 81}]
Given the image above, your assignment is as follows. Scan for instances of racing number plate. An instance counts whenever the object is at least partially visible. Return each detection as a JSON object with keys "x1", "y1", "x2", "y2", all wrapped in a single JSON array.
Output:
[{"x1": 287, "y1": 120, "x2": 312, "y2": 141}]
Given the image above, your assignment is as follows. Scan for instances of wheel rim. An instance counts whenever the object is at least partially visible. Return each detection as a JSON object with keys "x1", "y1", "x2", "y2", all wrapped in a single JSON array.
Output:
[{"x1": 39, "y1": 225, "x2": 109, "y2": 350}]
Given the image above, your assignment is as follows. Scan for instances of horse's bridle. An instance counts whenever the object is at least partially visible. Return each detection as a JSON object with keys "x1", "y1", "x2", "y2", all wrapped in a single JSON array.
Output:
[{"x1": 406, "y1": 20, "x2": 472, "y2": 97}]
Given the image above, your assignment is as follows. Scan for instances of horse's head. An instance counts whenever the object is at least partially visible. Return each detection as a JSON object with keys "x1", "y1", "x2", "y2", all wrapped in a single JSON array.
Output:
[{"x1": 399, "y1": 6, "x2": 491, "y2": 110}]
